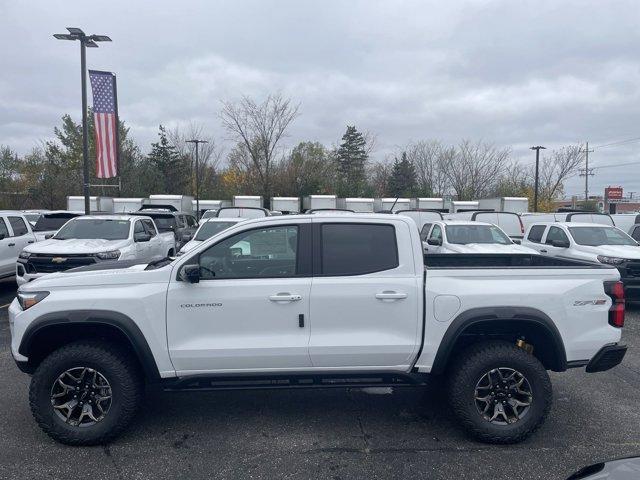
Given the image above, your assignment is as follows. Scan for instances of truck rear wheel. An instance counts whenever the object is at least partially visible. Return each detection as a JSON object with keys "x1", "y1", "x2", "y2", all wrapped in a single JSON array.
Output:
[
  {"x1": 447, "y1": 340, "x2": 552, "y2": 444},
  {"x1": 29, "y1": 341, "x2": 143, "y2": 446}
]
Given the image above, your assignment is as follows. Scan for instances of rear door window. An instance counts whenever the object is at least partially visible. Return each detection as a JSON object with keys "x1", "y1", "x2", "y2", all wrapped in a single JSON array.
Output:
[
  {"x1": 8, "y1": 216, "x2": 29, "y2": 236},
  {"x1": 0, "y1": 218, "x2": 9, "y2": 238},
  {"x1": 142, "y1": 219, "x2": 157, "y2": 236},
  {"x1": 527, "y1": 225, "x2": 546, "y2": 243},
  {"x1": 320, "y1": 224, "x2": 398, "y2": 276}
]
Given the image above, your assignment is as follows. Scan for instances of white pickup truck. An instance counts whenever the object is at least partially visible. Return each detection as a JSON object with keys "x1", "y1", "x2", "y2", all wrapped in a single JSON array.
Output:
[
  {"x1": 9, "y1": 214, "x2": 627, "y2": 446},
  {"x1": 16, "y1": 215, "x2": 166, "y2": 285}
]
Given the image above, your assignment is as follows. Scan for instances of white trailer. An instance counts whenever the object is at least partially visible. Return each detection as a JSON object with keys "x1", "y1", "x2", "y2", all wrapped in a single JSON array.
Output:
[
  {"x1": 270, "y1": 197, "x2": 301, "y2": 213},
  {"x1": 66, "y1": 196, "x2": 114, "y2": 213},
  {"x1": 337, "y1": 198, "x2": 374, "y2": 212},
  {"x1": 146, "y1": 194, "x2": 194, "y2": 213},
  {"x1": 446, "y1": 200, "x2": 480, "y2": 213},
  {"x1": 302, "y1": 195, "x2": 337, "y2": 211},
  {"x1": 478, "y1": 197, "x2": 529, "y2": 213},
  {"x1": 412, "y1": 198, "x2": 444, "y2": 210},
  {"x1": 112, "y1": 198, "x2": 145, "y2": 213},
  {"x1": 374, "y1": 198, "x2": 411, "y2": 212},
  {"x1": 233, "y1": 195, "x2": 263, "y2": 208}
]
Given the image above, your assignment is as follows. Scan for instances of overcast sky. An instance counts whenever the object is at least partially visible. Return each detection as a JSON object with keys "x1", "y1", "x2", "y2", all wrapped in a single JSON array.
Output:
[{"x1": 1, "y1": 0, "x2": 639, "y2": 198}]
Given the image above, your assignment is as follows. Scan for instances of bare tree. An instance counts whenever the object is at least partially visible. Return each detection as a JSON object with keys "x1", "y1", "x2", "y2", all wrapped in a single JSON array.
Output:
[
  {"x1": 220, "y1": 94, "x2": 300, "y2": 206},
  {"x1": 167, "y1": 123, "x2": 223, "y2": 198},
  {"x1": 405, "y1": 140, "x2": 450, "y2": 197},
  {"x1": 537, "y1": 144, "x2": 584, "y2": 204},
  {"x1": 440, "y1": 140, "x2": 511, "y2": 200}
]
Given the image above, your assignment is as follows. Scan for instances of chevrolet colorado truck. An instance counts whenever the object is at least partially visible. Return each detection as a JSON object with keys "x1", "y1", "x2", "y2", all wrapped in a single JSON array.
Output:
[{"x1": 9, "y1": 214, "x2": 627, "y2": 446}]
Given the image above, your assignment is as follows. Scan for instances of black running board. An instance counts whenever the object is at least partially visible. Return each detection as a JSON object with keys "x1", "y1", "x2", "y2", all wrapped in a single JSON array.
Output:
[{"x1": 162, "y1": 371, "x2": 430, "y2": 392}]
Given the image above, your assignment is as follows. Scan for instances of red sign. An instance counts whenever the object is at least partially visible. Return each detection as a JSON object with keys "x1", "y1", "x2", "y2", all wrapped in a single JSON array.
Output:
[{"x1": 606, "y1": 187, "x2": 623, "y2": 200}]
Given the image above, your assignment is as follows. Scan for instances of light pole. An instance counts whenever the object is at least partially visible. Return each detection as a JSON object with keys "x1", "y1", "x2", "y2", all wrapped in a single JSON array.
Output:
[
  {"x1": 54, "y1": 27, "x2": 111, "y2": 214},
  {"x1": 530, "y1": 146, "x2": 546, "y2": 212},
  {"x1": 186, "y1": 139, "x2": 208, "y2": 220}
]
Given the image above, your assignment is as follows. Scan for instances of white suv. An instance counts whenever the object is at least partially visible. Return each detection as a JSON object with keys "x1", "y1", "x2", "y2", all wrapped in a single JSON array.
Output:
[{"x1": 16, "y1": 215, "x2": 165, "y2": 285}]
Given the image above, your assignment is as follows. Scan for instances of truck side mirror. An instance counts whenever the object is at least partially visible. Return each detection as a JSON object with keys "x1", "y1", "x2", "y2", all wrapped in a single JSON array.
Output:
[
  {"x1": 179, "y1": 264, "x2": 201, "y2": 283},
  {"x1": 551, "y1": 239, "x2": 570, "y2": 248},
  {"x1": 427, "y1": 238, "x2": 442, "y2": 246}
]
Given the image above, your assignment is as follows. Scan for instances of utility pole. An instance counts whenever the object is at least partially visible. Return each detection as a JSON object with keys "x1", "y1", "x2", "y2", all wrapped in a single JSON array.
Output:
[
  {"x1": 530, "y1": 146, "x2": 546, "y2": 212},
  {"x1": 579, "y1": 142, "x2": 595, "y2": 205},
  {"x1": 186, "y1": 139, "x2": 208, "y2": 220},
  {"x1": 54, "y1": 28, "x2": 112, "y2": 214}
]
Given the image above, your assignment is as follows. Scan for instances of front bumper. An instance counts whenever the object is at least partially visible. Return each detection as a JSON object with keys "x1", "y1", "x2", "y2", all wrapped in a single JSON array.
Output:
[{"x1": 586, "y1": 344, "x2": 627, "y2": 373}]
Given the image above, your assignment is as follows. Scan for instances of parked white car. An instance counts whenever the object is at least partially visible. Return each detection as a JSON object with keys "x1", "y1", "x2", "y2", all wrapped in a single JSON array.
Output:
[
  {"x1": 421, "y1": 220, "x2": 539, "y2": 254},
  {"x1": 16, "y1": 215, "x2": 165, "y2": 286},
  {"x1": 178, "y1": 218, "x2": 245, "y2": 255},
  {"x1": 0, "y1": 212, "x2": 37, "y2": 279},
  {"x1": 522, "y1": 222, "x2": 640, "y2": 300}
]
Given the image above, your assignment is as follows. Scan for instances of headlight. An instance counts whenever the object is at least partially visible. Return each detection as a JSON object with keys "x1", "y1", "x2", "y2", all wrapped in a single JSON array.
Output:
[
  {"x1": 18, "y1": 251, "x2": 31, "y2": 260},
  {"x1": 17, "y1": 291, "x2": 49, "y2": 310},
  {"x1": 96, "y1": 250, "x2": 121, "y2": 260},
  {"x1": 597, "y1": 255, "x2": 625, "y2": 265}
]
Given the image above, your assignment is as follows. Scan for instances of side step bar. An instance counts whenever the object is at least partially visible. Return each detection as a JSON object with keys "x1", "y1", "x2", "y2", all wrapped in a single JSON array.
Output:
[{"x1": 162, "y1": 371, "x2": 430, "y2": 392}]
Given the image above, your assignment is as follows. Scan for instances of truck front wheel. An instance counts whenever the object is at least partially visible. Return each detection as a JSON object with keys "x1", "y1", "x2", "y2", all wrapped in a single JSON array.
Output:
[
  {"x1": 29, "y1": 341, "x2": 143, "y2": 446},
  {"x1": 447, "y1": 340, "x2": 552, "y2": 444}
]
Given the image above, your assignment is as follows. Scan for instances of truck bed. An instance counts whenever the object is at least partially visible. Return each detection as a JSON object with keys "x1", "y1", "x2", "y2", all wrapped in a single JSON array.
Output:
[{"x1": 424, "y1": 253, "x2": 612, "y2": 269}]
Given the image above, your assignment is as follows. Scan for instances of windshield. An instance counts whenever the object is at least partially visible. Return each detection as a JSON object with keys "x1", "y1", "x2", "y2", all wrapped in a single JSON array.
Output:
[
  {"x1": 445, "y1": 224, "x2": 512, "y2": 245},
  {"x1": 54, "y1": 219, "x2": 131, "y2": 240},
  {"x1": 194, "y1": 221, "x2": 237, "y2": 241},
  {"x1": 569, "y1": 226, "x2": 637, "y2": 246},
  {"x1": 33, "y1": 214, "x2": 80, "y2": 232}
]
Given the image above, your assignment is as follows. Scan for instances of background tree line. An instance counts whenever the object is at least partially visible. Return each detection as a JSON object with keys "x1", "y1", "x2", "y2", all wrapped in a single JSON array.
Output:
[{"x1": 0, "y1": 93, "x2": 583, "y2": 211}]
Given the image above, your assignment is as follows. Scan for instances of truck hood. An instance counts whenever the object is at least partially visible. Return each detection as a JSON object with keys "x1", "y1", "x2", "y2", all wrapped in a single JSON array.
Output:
[
  {"x1": 446, "y1": 243, "x2": 540, "y2": 254},
  {"x1": 24, "y1": 238, "x2": 130, "y2": 254},
  {"x1": 577, "y1": 244, "x2": 640, "y2": 259},
  {"x1": 19, "y1": 261, "x2": 173, "y2": 289}
]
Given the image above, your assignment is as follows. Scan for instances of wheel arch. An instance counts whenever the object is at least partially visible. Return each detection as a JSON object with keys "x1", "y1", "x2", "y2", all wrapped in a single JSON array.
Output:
[
  {"x1": 18, "y1": 310, "x2": 160, "y2": 381},
  {"x1": 430, "y1": 306, "x2": 567, "y2": 374}
]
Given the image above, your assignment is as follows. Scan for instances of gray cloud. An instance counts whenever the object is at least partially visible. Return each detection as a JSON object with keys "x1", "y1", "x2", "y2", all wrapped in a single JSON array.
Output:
[{"x1": 1, "y1": 0, "x2": 639, "y2": 196}]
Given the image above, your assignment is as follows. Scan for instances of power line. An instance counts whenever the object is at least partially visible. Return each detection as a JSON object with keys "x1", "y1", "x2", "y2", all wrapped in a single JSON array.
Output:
[
  {"x1": 590, "y1": 160, "x2": 640, "y2": 170},
  {"x1": 594, "y1": 137, "x2": 640, "y2": 149}
]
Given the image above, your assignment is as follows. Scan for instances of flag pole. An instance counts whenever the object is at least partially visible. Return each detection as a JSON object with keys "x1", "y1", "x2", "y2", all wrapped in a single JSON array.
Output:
[{"x1": 112, "y1": 72, "x2": 122, "y2": 194}]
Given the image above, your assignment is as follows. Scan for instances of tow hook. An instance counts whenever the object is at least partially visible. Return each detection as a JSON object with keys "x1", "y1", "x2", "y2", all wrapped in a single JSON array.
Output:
[{"x1": 516, "y1": 338, "x2": 534, "y2": 355}]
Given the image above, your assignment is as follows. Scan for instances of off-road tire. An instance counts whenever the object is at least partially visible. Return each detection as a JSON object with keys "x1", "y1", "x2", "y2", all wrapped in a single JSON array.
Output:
[
  {"x1": 447, "y1": 340, "x2": 552, "y2": 444},
  {"x1": 29, "y1": 341, "x2": 143, "y2": 446}
]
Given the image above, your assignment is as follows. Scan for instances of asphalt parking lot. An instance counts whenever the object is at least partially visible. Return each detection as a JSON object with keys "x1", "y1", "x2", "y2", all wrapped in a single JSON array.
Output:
[{"x1": 1, "y1": 277, "x2": 639, "y2": 480}]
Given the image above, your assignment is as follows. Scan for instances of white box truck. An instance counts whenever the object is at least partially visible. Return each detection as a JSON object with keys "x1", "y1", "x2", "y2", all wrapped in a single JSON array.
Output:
[
  {"x1": 337, "y1": 198, "x2": 374, "y2": 212},
  {"x1": 271, "y1": 197, "x2": 301, "y2": 213},
  {"x1": 145, "y1": 195, "x2": 194, "y2": 213},
  {"x1": 447, "y1": 200, "x2": 480, "y2": 213},
  {"x1": 302, "y1": 195, "x2": 337, "y2": 211},
  {"x1": 479, "y1": 197, "x2": 529, "y2": 213},
  {"x1": 374, "y1": 198, "x2": 411, "y2": 212},
  {"x1": 193, "y1": 200, "x2": 231, "y2": 214},
  {"x1": 233, "y1": 196, "x2": 263, "y2": 208},
  {"x1": 413, "y1": 198, "x2": 444, "y2": 210},
  {"x1": 113, "y1": 198, "x2": 145, "y2": 213},
  {"x1": 66, "y1": 196, "x2": 114, "y2": 213}
]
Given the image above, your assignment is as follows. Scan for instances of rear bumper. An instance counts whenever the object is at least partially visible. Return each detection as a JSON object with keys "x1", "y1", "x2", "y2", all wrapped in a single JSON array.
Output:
[{"x1": 586, "y1": 344, "x2": 627, "y2": 373}]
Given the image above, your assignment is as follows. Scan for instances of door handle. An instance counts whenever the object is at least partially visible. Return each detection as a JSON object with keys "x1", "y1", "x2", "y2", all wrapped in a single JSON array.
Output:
[
  {"x1": 269, "y1": 293, "x2": 302, "y2": 302},
  {"x1": 28, "y1": 241, "x2": 34, "y2": 244},
  {"x1": 8, "y1": 243, "x2": 15, "y2": 247},
  {"x1": 540, "y1": 249, "x2": 547, "y2": 253},
  {"x1": 375, "y1": 291, "x2": 408, "y2": 300}
]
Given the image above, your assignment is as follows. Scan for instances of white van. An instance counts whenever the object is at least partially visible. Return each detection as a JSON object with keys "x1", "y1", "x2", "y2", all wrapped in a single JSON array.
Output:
[
  {"x1": 446, "y1": 211, "x2": 524, "y2": 239},
  {"x1": 396, "y1": 209, "x2": 443, "y2": 231},
  {"x1": 611, "y1": 214, "x2": 640, "y2": 234},
  {"x1": 521, "y1": 212, "x2": 614, "y2": 228}
]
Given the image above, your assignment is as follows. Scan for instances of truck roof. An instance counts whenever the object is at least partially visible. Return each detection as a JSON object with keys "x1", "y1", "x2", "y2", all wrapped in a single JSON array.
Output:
[
  {"x1": 526, "y1": 221, "x2": 618, "y2": 228},
  {"x1": 72, "y1": 214, "x2": 140, "y2": 221}
]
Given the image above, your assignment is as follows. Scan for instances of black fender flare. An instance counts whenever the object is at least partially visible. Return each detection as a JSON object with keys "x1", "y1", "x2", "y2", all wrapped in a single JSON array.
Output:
[
  {"x1": 430, "y1": 306, "x2": 567, "y2": 374},
  {"x1": 18, "y1": 309, "x2": 161, "y2": 381}
]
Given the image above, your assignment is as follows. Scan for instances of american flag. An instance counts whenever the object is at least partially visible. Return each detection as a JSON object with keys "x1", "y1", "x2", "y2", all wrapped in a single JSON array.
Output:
[{"x1": 89, "y1": 70, "x2": 119, "y2": 178}]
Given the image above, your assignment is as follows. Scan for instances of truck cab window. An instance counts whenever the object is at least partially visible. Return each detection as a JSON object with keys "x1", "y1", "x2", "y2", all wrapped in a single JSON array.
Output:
[
  {"x1": 527, "y1": 225, "x2": 545, "y2": 243},
  {"x1": 429, "y1": 225, "x2": 442, "y2": 241},
  {"x1": 545, "y1": 226, "x2": 569, "y2": 245},
  {"x1": 320, "y1": 223, "x2": 398, "y2": 276},
  {"x1": 8, "y1": 217, "x2": 28, "y2": 236},
  {"x1": 199, "y1": 226, "x2": 298, "y2": 279},
  {"x1": 419, "y1": 223, "x2": 432, "y2": 241}
]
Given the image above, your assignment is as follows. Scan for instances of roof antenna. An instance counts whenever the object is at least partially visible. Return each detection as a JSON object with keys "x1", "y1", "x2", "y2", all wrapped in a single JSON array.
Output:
[{"x1": 389, "y1": 196, "x2": 400, "y2": 213}]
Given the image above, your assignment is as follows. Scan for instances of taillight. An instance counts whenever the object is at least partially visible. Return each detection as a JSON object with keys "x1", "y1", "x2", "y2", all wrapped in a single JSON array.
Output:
[{"x1": 604, "y1": 281, "x2": 625, "y2": 328}]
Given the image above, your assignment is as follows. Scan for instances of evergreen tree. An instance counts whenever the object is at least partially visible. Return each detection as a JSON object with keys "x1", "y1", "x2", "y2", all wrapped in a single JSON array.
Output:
[
  {"x1": 147, "y1": 125, "x2": 189, "y2": 194},
  {"x1": 336, "y1": 125, "x2": 368, "y2": 196},
  {"x1": 388, "y1": 151, "x2": 417, "y2": 197}
]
